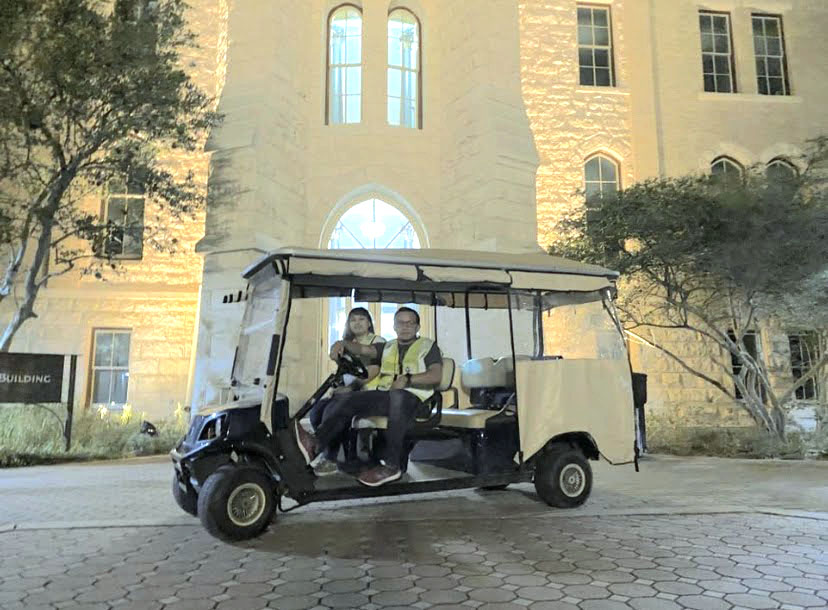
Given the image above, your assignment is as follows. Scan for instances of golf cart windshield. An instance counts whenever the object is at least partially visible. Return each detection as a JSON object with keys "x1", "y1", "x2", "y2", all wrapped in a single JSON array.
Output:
[{"x1": 233, "y1": 265, "x2": 282, "y2": 388}]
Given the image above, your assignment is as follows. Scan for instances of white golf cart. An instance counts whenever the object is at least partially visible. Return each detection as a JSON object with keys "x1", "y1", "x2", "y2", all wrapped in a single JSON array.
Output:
[{"x1": 171, "y1": 248, "x2": 639, "y2": 541}]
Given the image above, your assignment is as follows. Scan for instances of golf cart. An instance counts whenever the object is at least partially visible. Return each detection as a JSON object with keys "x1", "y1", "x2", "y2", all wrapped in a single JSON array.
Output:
[{"x1": 171, "y1": 248, "x2": 638, "y2": 541}]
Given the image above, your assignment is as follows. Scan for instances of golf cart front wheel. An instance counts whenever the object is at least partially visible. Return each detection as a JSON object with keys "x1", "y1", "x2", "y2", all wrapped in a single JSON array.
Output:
[
  {"x1": 534, "y1": 446, "x2": 592, "y2": 508},
  {"x1": 197, "y1": 464, "x2": 276, "y2": 541},
  {"x1": 172, "y1": 474, "x2": 198, "y2": 516}
]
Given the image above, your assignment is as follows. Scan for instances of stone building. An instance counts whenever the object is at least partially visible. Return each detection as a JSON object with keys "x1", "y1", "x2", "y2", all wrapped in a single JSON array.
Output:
[{"x1": 4, "y1": 0, "x2": 826, "y2": 430}]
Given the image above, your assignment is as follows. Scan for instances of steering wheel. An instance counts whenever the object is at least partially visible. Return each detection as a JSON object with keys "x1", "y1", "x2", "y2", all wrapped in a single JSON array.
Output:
[{"x1": 337, "y1": 350, "x2": 369, "y2": 379}]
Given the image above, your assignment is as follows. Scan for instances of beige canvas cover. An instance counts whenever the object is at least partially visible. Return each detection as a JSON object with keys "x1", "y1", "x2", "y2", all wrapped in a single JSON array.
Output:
[
  {"x1": 516, "y1": 358, "x2": 635, "y2": 464},
  {"x1": 288, "y1": 257, "x2": 418, "y2": 280},
  {"x1": 420, "y1": 265, "x2": 511, "y2": 284},
  {"x1": 509, "y1": 271, "x2": 611, "y2": 293}
]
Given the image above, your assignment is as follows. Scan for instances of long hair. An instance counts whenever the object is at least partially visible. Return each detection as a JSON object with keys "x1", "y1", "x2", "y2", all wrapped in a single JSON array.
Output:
[{"x1": 342, "y1": 307, "x2": 375, "y2": 341}]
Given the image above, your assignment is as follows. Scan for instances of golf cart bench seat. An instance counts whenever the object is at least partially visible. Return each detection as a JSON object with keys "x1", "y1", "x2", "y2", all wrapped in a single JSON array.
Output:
[
  {"x1": 354, "y1": 406, "x2": 505, "y2": 430},
  {"x1": 461, "y1": 355, "x2": 531, "y2": 390}
]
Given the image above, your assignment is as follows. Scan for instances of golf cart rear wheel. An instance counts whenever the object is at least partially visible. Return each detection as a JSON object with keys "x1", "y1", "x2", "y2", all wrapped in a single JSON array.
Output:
[
  {"x1": 172, "y1": 474, "x2": 198, "y2": 516},
  {"x1": 534, "y1": 446, "x2": 592, "y2": 508},
  {"x1": 197, "y1": 464, "x2": 276, "y2": 541}
]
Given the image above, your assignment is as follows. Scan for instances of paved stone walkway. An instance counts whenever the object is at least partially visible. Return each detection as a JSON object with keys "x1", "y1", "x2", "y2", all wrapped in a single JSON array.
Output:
[{"x1": 1, "y1": 455, "x2": 826, "y2": 610}]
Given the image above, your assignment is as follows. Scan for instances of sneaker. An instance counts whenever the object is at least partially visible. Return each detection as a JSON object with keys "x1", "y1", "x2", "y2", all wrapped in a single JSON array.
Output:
[
  {"x1": 312, "y1": 457, "x2": 339, "y2": 477},
  {"x1": 357, "y1": 465, "x2": 402, "y2": 487},
  {"x1": 294, "y1": 419, "x2": 318, "y2": 465}
]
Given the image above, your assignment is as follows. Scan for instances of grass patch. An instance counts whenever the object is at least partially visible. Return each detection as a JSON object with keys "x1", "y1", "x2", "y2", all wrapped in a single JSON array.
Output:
[
  {"x1": 646, "y1": 414, "x2": 828, "y2": 459},
  {"x1": 0, "y1": 404, "x2": 188, "y2": 468}
]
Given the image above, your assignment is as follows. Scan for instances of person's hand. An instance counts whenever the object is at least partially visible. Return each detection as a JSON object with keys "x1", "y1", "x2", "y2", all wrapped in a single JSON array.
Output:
[
  {"x1": 390, "y1": 375, "x2": 408, "y2": 390},
  {"x1": 329, "y1": 340, "x2": 346, "y2": 361}
]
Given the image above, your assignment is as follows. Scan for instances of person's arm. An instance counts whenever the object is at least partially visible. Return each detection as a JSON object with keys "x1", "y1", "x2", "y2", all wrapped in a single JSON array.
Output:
[
  {"x1": 353, "y1": 364, "x2": 380, "y2": 388},
  {"x1": 329, "y1": 340, "x2": 378, "y2": 361}
]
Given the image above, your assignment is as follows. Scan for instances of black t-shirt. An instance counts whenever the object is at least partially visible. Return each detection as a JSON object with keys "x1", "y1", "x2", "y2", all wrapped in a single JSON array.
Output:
[{"x1": 372, "y1": 339, "x2": 442, "y2": 373}]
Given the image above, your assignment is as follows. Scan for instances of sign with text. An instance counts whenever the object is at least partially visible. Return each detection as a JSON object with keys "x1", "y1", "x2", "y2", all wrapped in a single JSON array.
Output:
[{"x1": 0, "y1": 353, "x2": 64, "y2": 403}]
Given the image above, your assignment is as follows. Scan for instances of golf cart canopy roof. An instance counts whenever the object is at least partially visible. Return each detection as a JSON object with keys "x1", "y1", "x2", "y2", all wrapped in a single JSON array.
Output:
[{"x1": 244, "y1": 248, "x2": 619, "y2": 309}]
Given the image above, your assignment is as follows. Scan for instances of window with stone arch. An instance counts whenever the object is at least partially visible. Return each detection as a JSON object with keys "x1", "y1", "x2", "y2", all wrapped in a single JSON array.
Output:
[
  {"x1": 327, "y1": 5, "x2": 362, "y2": 125},
  {"x1": 766, "y1": 157, "x2": 798, "y2": 183},
  {"x1": 711, "y1": 156, "x2": 744, "y2": 183},
  {"x1": 387, "y1": 8, "x2": 421, "y2": 128},
  {"x1": 325, "y1": 198, "x2": 425, "y2": 350},
  {"x1": 584, "y1": 154, "x2": 620, "y2": 205}
]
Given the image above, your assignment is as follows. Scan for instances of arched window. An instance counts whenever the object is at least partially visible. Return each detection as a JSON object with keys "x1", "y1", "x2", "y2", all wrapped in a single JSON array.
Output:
[
  {"x1": 584, "y1": 154, "x2": 620, "y2": 204},
  {"x1": 766, "y1": 157, "x2": 798, "y2": 182},
  {"x1": 327, "y1": 199, "x2": 422, "y2": 344},
  {"x1": 327, "y1": 5, "x2": 362, "y2": 124},
  {"x1": 711, "y1": 156, "x2": 744, "y2": 182},
  {"x1": 387, "y1": 9, "x2": 421, "y2": 128}
]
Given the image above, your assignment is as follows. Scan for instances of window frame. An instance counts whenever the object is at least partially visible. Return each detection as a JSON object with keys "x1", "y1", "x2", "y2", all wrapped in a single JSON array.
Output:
[
  {"x1": 787, "y1": 331, "x2": 821, "y2": 402},
  {"x1": 99, "y1": 179, "x2": 145, "y2": 260},
  {"x1": 727, "y1": 329, "x2": 762, "y2": 401},
  {"x1": 752, "y1": 13, "x2": 791, "y2": 96},
  {"x1": 710, "y1": 156, "x2": 744, "y2": 182},
  {"x1": 576, "y1": 3, "x2": 616, "y2": 88},
  {"x1": 325, "y1": 3, "x2": 364, "y2": 126},
  {"x1": 699, "y1": 10, "x2": 738, "y2": 94},
  {"x1": 583, "y1": 153, "x2": 621, "y2": 206},
  {"x1": 89, "y1": 328, "x2": 132, "y2": 409},
  {"x1": 387, "y1": 7, "x2": 423, "y2": 129},
  {"x1": 766, "y1": 157, "x2": 798, "y2": 182}
]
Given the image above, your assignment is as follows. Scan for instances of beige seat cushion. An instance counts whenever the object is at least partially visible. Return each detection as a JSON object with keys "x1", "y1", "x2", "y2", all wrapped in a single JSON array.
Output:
[
  {"x1": 439, "y1": 408, "x2": 509, "y2": 429},
  {"x1": 353, "y1": 415, "x2": 388, "y2": 430}
]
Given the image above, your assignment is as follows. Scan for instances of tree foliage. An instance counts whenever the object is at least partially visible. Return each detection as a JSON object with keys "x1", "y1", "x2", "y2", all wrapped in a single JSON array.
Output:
[
  {"x1": 551, "y1": 138, "x2": 828, "y2": 438},
  {"x1": 0, "y1": 0, "x2": 219, "y2": 350}
]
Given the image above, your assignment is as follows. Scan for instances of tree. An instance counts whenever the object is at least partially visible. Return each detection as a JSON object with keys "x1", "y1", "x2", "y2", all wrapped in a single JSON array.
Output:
[
  {"x1": 0, "y1": 0, "x2": 219, "y2": 350},
  {"x1": 551, "y1": 138, "x2": 828, "y2": 439}
]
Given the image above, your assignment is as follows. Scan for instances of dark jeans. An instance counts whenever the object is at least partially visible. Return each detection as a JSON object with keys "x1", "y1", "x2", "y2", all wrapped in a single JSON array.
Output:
[
  {"x1": 308, "y1": 395, "x2": 348, "y2": 461},
  {"x1": 315, "y1": 390, "x2": 423, "y2": 469}
]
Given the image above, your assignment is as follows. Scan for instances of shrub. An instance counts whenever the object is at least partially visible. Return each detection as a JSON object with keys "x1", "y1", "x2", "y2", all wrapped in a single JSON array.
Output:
[{"x1": 0, "y1": 403, "x2": 188, "y2": 468}]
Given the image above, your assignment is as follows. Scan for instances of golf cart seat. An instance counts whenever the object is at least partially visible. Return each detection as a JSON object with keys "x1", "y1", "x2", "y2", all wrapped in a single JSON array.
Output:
[
  {"x1": 436, "y1": 355, "x2": 529, "y2": 430},
  {"x1": 353, "y1": 357, "x2": 456, "y2": 431}
]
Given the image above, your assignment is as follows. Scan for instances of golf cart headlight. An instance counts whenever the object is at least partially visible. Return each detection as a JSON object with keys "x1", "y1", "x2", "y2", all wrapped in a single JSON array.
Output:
[{"x1": 199, "y1": 414, "x2": 227, "y2": 441}]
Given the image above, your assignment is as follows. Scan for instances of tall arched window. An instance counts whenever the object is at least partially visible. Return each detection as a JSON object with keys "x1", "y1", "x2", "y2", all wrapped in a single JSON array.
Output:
[
  {"x1": 766, "y1": 157, "x2": 798, "y2": 182},
  {"x1": 584, "y1": 154, "x2": 620, "y2": 204},
  {"x1": 327, "y1": 199, "x2": 422, "y2": 346},
  {"x1": 711, "y1": 156, "x2": 744, "y2": 182},
  {"x1": 387, "y1": 9, "x2": 421, "y2": 128},
  {"x1": 327, "y1": 5, "x2": 362, "y2": 124}
]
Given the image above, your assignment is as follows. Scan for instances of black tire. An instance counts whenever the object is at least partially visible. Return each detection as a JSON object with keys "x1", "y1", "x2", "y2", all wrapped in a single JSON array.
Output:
[
  {"x1": 197, "y1": 464, "x2": 276, "y2": 541},
  {"x1": 172, "y1": 474, "x2": 198, "y2": 516},
  {"x1": 534, "y1": 445, "x2": 592, "y2": 508}
]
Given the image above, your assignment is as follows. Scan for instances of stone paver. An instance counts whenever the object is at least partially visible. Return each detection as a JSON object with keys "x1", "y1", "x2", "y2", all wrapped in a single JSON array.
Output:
[{"x1": 0, "y1": 456, "x2": 826, "y2": 609}]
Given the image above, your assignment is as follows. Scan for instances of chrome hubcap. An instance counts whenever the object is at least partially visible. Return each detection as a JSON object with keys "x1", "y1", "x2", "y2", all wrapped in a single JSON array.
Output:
[
  {"x1": 227, "y1": 483, "x2": 266, "y2": 527},
  {"x1": 559, "y1": 464, "x2": 586, "y2": 498}
]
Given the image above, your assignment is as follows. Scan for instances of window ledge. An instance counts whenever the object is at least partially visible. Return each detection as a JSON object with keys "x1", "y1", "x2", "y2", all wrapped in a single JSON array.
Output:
[
  {"x1": 575, "y1": 87, "x2": 630, "y2": 96},
  {"x1": 697, "y1": 92, "x2": 802, "y2": 103}
]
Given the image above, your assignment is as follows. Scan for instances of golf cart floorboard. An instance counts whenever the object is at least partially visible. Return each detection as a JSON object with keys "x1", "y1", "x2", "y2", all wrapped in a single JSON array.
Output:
[{"x1": 296, "y1": 461, "x2": 531, "y2": 503}]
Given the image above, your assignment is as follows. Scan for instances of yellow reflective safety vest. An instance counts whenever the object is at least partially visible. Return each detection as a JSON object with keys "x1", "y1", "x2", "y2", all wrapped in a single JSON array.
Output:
[
  {"x1": 357, "y1": 334, "x2": 385, "y2": 391},
  {"x1": 375, "y1": 337, "x2": 436, "y2": 401}
]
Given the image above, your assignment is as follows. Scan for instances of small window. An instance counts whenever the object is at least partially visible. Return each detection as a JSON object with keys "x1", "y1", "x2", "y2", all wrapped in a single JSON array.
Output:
[
  {"x1": 91, "y1": 330, "x2": 131, "y2": 407},
  {"x1": 711, "y1": 156, "x2": 743, "y2": 183},
  {"x1": 788, "y1": 332, "x2": 821, "y2": 401},
  {"x1": 699, "y1": 12, "x2": 736, "y2": 93},
  {"x1": 766, "y1": 158, "x2": 798, "y2": 182},
  {"x1": 387, "y1": 9, "x2": 421, "y2": 128},
  {"x1": 752, "y1": 15, "x2": 790, "y2": 96},
  {"x1": 101, "y1": 177, "x2": 145, "y2": 259},
  {"x1": 584, "y1": 155, "x2": 619, "y2": 205},
  {"x1": 727, "y1": 330, "x2": 761, "y2": 400},
  {"x1": 577, "y1": 5, "x2": 615, "y2": 87},
  {"x1": 327, "y1": 5, "x2": 362, "y2": 125}
]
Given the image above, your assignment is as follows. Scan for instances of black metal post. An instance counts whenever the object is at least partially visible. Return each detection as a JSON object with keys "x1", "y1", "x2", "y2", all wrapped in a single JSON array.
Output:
[{"x1": 64, "y1": 355, "x2": 77, "y2": 452}]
